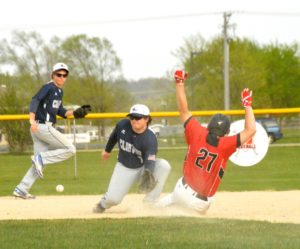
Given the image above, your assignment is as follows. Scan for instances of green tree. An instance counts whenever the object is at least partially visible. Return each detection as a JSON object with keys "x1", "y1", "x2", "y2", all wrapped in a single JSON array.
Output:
[
  {"x1": 0, "y1": 76, "x2": 32, "y2": 152},
  {"x1": 0, "y1": 30, "x2": 50, "y2": 84},
  {"x1": 0, "y1": 31, "x2": 132, "y2": 148},
  {"x1": 262, "y1": 43, "x2": 300, "y2": 108},
  {"x1": 173, "y1": 35, "x2": 300, "y2": 110},
  {"x1": 59, "y1": 34, "x2": 133, "y2": 138},
  {"x1": 228, "y1": 38, "x2": 268, "y2": 109},
  {"x1": 58, "y1": 34, "x2": 128, "y2": 111}
]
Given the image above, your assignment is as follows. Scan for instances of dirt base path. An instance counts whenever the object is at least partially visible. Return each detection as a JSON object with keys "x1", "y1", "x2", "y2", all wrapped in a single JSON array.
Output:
[{"x1": 1, "y1": 191, "x2": 299, "y2": 224}]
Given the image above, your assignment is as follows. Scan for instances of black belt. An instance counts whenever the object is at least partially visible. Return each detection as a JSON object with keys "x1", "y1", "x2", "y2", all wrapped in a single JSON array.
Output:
[
  {"x1": 36, "y1": 120, "x2": 55, "y2": 126},
  {"x1": 182, "y1": 177, "x2": 208, "y2": 201}
]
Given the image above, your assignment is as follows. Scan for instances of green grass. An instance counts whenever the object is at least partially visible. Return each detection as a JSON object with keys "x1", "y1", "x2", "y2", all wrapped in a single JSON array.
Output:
[
  {"x1": 0, "y1": 147, "x2": 299, "y2": 249},
  {"x1": 1, "y1": 147, "x2": 299, "y2": 196},
  {"x1": 276, "y1": 128, "x2": 300, "y2": 144},
  {"x1": 0, "y1": 218, "x2": 299, "y2": 249}
]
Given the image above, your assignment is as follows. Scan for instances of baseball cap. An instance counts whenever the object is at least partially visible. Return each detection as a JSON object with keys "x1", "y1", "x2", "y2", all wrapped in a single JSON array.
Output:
[
  {"x1": 127, "y1": 104, "x2": 150, "y2": 118},
  {"x1": 52, "y1": 63, "x2": 69, "y2": 73},
  {"x1": 207, "y1": 113, "x2": 231, "y2": 137}
]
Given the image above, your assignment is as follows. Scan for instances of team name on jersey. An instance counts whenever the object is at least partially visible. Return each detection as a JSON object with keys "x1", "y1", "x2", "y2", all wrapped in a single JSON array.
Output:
[
  {"x1": 52, "y1": 100, "x2": 62, "y2": 109},
  {"x1": 119, "y1": 139, "x2": 142, "y2": 157}
]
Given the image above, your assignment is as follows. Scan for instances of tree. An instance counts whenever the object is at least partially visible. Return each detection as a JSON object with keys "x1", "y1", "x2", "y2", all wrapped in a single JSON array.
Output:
[
  {"x1": 0, "y1": 76, "x2": 32, "y2": 152},
  {"x1": 0, "y1": 31, "x2": 132, "y2": 147},
  {"x1": 262, "y1": 43, "x2": 300, "y2": 108},
  {"x1": 172, "y1": 35, "x2": 300, "y2": 110},
  {"x1": 0, "y1": 30, "x2": 50, "y2": 84},
  {"x1": 60, "y1": 34, "x2": 122, "y2": 81},
  {"x1": 59, "y1": 34, "x2": 132, "y2": 138}
]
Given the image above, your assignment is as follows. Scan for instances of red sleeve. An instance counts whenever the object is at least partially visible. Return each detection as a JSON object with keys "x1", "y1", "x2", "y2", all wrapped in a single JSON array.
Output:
[
  {"x1": 184, "y1": 117, "x2": 206, "y2": 145},
  {"x1": 219, "y1": 134, "x2": 239, "y2": 158}
]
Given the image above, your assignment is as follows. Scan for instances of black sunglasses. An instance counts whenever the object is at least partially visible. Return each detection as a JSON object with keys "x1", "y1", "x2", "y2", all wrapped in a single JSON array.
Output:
[
  {"x1": 55, "y1": 73, "x2": 68, "y2": 78},
  {"x1": 129, "y1": 116, "x2": 143, "y2": 121}
]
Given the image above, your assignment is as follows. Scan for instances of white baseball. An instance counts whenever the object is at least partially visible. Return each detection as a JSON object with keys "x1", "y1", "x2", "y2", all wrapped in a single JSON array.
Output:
[{"x1": 56, "y1": 184, "x2": 64, "y2": 192}]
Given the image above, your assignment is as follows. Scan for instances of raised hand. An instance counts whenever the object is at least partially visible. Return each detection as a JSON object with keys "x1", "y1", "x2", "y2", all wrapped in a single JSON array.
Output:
[
  {"x1": 174, "y1": 70, "x2": 188, "y2": 85},
  {"x1": 241, "y1": 88, "x2": 252, "y2": 108}
]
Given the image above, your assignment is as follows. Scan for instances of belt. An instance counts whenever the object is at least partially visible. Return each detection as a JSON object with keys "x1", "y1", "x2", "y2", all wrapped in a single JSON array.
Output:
[
  {"x1": 36, "y1": 120, "x2": 54, "y2": 126},
  {"x1": 182, "y1": 177, "x2": 208, "y2": 201}
]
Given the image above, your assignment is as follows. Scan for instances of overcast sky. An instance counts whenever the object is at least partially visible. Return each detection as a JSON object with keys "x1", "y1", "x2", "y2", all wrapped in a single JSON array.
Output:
[{"x1": 1, "y1": 0, "x2": 300, "y2": 80}]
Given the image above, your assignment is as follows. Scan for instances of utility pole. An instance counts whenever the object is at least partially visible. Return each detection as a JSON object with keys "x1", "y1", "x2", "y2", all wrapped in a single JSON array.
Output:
[
  {"x1": 190, "y1": 51, "x2": 201, "y2": 110},
  {"x1": 223, "y1": 12, "x2": 231, "y2": 110},
  {"x1": 190, "y1": 51, "x2": 195, "y2": 110}
]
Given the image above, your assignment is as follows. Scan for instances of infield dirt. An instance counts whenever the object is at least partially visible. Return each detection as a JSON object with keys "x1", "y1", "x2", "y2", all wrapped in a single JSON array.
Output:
[{"x1": 1, "y1": 191, "x2": 299, "y2": 224}]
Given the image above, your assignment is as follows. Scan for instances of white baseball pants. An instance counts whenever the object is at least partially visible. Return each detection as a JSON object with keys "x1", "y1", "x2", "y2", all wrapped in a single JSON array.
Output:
[{"x1": 156, "y1": 177, "x2": 214, "y2": 214}]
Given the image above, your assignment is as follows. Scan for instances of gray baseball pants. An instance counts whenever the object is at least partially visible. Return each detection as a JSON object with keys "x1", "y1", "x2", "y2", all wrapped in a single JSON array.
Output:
[
  {"x1": 16, "y1": 123, "x2": 76, "y2": 194},
  {"x1": 99, "y1": 158, "x2": 171, "y2": 209}
]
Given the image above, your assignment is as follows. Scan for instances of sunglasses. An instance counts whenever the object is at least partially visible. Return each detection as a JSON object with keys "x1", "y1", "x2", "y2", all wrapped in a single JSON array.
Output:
[
  {"x1": 55, "y1": 73, "x2": 68, "y2": 78},
  {"x1": 129, "y1": 116, "x2": 143, "y2": 121}
]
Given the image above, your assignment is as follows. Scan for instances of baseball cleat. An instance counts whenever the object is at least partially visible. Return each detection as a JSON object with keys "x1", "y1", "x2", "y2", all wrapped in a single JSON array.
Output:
[
  {"x1": 31, "y1": 154, "x2": 44, "y2": 179},
  {"x1": 13, "y1": 187, "x2": 36, "y2": 200},
  {"x1": 93, "y1": 202, "x2": 105, "y2": 213}
]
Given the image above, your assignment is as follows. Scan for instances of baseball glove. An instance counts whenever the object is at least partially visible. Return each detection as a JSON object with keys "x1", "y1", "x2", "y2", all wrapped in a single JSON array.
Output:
[
  {"x1": 138, "y1": 169, "x2": 157, "y2": 193},
  {"x1": 73, "y1": 105, "x2": 92, "y2": 119}
]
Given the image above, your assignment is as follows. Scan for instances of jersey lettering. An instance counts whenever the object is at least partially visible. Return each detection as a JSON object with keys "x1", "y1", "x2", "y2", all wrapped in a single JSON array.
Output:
[
  {"x1": 195, "y1": 148, "x2": 218, "y2": 173},
  {"x1": 52, "y1": 100, "x2": 61, "y2": 109},
  {"x1": 120, "y1": 139, "x2": 142, "y2": 156}
]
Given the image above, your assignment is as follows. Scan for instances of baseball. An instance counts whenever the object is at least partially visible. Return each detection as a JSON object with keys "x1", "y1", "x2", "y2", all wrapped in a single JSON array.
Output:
[{"x1": 56, "y1": 184, "x2": 64, "y2": 192}]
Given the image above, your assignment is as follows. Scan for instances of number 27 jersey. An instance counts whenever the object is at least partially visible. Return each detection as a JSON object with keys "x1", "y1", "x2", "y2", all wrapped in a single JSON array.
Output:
[{"x1": 183, "y1": 117, "x2": 239, "y2": 197}]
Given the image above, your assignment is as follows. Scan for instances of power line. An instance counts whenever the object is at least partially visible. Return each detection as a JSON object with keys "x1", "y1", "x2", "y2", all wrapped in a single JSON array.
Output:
[
  {"x1": 0, "y1": 12, "x2": 221, "y2": 31},
  {"x1": 235, "y1": 11, "x2": 300, "y2": 17},
  {"x1": 1, "y1": 11, "x2": 300, "y2": 31}
]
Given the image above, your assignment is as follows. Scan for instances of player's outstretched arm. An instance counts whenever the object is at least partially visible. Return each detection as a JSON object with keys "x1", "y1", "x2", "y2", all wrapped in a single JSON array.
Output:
[
  {"x1": 174, "y1": 70, "x2": 192, "y2": 123},
  {"x1": 240, "y1": 88, "x2": 256, "y2": 144}
]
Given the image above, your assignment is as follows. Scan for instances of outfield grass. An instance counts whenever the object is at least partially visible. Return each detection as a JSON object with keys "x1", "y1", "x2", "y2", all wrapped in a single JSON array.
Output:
[
  {"x1": 0, "y1": 147, "x2": 299, "y2": 249},
  {"x1": 0, "y1": 146, "x2": 299, "y2": 196}
]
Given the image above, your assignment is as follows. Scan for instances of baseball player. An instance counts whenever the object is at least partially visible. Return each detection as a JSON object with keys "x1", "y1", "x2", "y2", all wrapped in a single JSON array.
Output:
[
  {"x1": 156, "y1": 70, "x2": 256, "y2": 213},
  {"x1": 13, "y1": 63, "x2": 91, "y2": 199},
  {"x1": 93, "y1": 104, "x2": 171, "y2": 213}
]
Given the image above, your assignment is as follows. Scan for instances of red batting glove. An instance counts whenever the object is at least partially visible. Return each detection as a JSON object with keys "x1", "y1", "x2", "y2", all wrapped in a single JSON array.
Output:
[
  {"x1": 241, "y1": 88, "x2": 252, "y2": 108},
  {"x1": 174, "y1": 70, "x2": 188, "y2": 85}
]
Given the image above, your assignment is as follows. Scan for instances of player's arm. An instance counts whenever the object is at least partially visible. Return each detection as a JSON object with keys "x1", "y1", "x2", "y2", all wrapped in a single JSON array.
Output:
[
  {"x1": 64, "y1": 110, "x2": 73, "y2": 117},
  {"x1": 29, "y1": 112, "x2": 38, "y2": 132},
  {"x1": 29, "y1": 87, "x2": 48, "y2": 132},
  {"x1": 57, "y1": 103, "x2": 69, "y2": 118},
  {"x1": 240, "y1": 88, "x2": 256, "y2": 144},
  {"x1": 29, "y1": 112, "x2": 36, "y2": 125},
  {"x1": 143, "y1": 133, "x2": 158, "y2": 172},
  {"x1": 174, "y1": 70, "x2": 192, "y2": 123},
  {"x1": 102, "y1": 124, "x2": 118, "y2": 160}
]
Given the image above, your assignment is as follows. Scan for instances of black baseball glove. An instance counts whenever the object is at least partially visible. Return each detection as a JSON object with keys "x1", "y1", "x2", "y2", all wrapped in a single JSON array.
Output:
[
  {"x1": 138, "y1": 169, "x2": 157, "y2": 193},
  {"x1": 73, "y1": 105, "x2": 92, "y2": 119}
]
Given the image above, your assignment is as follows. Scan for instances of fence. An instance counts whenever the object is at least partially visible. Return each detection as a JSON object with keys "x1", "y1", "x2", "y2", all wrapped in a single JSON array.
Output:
[{"x1": 1, "y1": 108, "x2": 300, "y2": 152}]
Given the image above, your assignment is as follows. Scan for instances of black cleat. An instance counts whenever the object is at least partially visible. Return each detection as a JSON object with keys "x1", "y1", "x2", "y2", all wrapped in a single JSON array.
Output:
[{"x1": 93, "y1": 202, "x2": 106, "y2": 213}]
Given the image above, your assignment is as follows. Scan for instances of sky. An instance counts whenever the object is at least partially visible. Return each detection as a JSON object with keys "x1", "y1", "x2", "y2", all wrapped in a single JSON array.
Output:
[{"x1": 1, "y1": 0, "x2": 300, "y2": 80}]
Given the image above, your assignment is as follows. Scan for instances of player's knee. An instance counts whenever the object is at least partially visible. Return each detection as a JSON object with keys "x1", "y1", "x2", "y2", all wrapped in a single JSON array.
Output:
[
  {"x1": 157, "y1": 158, "x2": 171, "y2": 173},
  {"x1": 68, "y1": 145, "x2": 76, "y2": 156}
]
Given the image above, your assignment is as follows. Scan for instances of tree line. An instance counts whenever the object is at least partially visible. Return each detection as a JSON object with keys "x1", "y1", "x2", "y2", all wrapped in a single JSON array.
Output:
[{"x1": 0, "y1": 31, "x2": 299, "y2": 151}]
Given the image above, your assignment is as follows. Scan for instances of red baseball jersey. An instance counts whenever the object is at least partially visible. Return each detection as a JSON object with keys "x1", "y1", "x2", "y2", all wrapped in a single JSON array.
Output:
[{"x1": 183, "y1": 117, "x2": 239, "y2": 197}]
